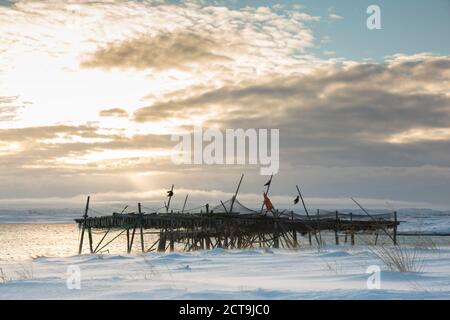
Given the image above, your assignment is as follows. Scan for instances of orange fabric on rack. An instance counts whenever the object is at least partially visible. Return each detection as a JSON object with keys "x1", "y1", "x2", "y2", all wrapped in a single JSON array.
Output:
[{"x1": 263, "y1": 192, "x2": 273, "y2": 211}]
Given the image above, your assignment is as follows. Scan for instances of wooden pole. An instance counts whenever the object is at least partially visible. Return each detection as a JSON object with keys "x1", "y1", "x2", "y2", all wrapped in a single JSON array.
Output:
[
  {"x1": 158, "y1": 231, "x2": 166, "y2": 252},
  {"x1": 88, "y1": 227, "x2": 93, "y2": 253},
  {"x1": 351, "y1": 198, "x2": 396, "y2": 243},
  {"x1": 206, "y1": 235, "x2": 211, "y2": 250},
  {"x1": 126, "y1": 229, "x2": 130, "y2": 252},
  {"x1": 394, "y1": 211, "x2": 398, "y2": 245},
  {"x1": 170, "y1": 236, "x2": 174, "y2": 252},
  {"x1": 169, "y1": 211, "x2": 174, "y2": 252},
  {"x1": 273, "y1": 232, "x2": 279, "y2": 248},
  {"x1": 291, "y1": 211, "x2": 298, "y2": 247},
  {"x1": 296, "y1": 185, "x2": 311, "y2": 218},
  {"x1": 296, "y1": 185, "x2": 321, "y2": 246},
  {"x1": 94, "y1": 228, "x2": 110, "y2": 253},
  {"x1": 317, "y1": 209, "x2": 322, "y2": 245},
  {"x1": 128, "y1": 226, "x2": 136, "y2": 253},
  {"x1": 181, "y1": 194, "x2": 189, "y2": 213},
  {"x1": 335, "y1": 211, "x2": 339, "y2": 245},
  {"x1": 230, "y1": 174, "x2": 244, "y2": 213},
  {"x1": 166, "y1": 184, "x2": 174, "y2": 213},
  {"x1": 139, "y1": 203, "x2": 145, "y2": 253},
  {"x1": 350, "y1": 212, "x2": 355, "y2": 245},
  {"x1": 293, "y1": 230, "x2": 298, "y2": 246},
  {"x1": 78, "y1": 196, "x2": 90, "y2": 254},
  {"x1": 260, "y1": 174, "x2": 273, "y2": 213}
]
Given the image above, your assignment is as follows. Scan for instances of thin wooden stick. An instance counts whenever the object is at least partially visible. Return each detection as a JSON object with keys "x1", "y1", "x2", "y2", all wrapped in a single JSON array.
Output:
[
  {"x1": 351, "y1": 198, "x2": 395, "y2": 243},
  {"x1": 181, "y1": 194, "x2": 189, "y2": 213},
  {"x1": 230, "y1": 174, "x2": 244, "y2": 213},
  {"x1": 296, "y1": 186, "x2": 321, "y2": 246},
  {"x1": 78, "y1": 196, "x2": 90, "y2": 254}
]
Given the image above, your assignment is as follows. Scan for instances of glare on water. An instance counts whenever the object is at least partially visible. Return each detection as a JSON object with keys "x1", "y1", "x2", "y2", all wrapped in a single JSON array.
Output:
[{"x1": 0, "y1": 224, "x2": 158, "y2": 261}]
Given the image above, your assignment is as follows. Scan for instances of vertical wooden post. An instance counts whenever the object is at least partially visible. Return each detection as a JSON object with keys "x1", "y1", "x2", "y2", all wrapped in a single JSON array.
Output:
[
  {"x1": 169, "y1": 236, "x2": 175, "y2": 252},
  {"x1": 291, "y1": 211, "x2": 298, "y2": 247},
  {"x1": 200, "y1": 237, "x2": 205, "y2": 250},
  {"x1": 166, "y1": 184, "x2": 174, "y2": 213},
  {"x1": 78, "y1": 196, "x2": 90, "y2": 254},
  {"x1": 317, "y1": 209, "x2": 322, "y2": 246},
  {"x1": 335, "y1": 211, "x2": 339, "y2": 245},
  {"x1": 88, "y1": 227, "x2": 93, "y2": 253},
  {"x1": 139, "y1": 203, "x2": 145, "y2": 253},
  {"x1": 350, "y1": 212, "x2": 355, "y2": 245},
  {"x1": 126, "y1": 229, "x2": 130, "y2": 252},
  {"x1": 273, "y1": 235, "x2": 279, "y2": 248},
  {"x1": 273, "y1": 222, "x2": 279, "y2": 248},
  {"x1": 206, "y1": 235, "x2": 211, "y2": 250},
  {"x1": 158, "y1": 231, "x2": 166, "y2": 252},
  {"x1": 393, "y1": 211, "x2": 398, "y2": 245},
  {"x1": 169, "y1": 207, "x2": 174, "y2": 252}
]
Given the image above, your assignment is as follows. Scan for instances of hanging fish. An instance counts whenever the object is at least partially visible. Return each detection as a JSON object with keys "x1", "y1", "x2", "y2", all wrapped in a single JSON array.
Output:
[
  {"x1": 263, "y1": 192, "x2": 274, "y2": 211},
  {"x1": 294, "y1": 195, "x2": 299, "y2": 205}
]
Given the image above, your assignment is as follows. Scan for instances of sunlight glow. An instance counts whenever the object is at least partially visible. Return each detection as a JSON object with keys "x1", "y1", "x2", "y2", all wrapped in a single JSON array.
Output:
[{"x1": 387, "y1": 128, "x2": 450, "y2": 144}]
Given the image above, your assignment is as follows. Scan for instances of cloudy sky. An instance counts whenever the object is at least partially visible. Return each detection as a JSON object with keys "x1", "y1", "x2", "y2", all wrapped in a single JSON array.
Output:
[{"x1": 1, "y1": 0, "x2": 450, "y2": 210}]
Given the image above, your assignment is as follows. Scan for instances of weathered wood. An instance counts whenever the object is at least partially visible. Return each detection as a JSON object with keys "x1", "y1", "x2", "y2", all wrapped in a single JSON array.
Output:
[
  {"x1": 76, "y1": 206, "x2": 399, "y2": 253},
  {"x1": 181, "y1": 194, "x2": 189, "y2": 213},
  {"x1": 296, "y1": 185, "x2": 321, "y2": 246},
  {"x1": 139, "y1": 203, "x2": 145, "y2": 253},
  {"x1": 128, "y1": 226, "x2": 136, "y2": 253},
  {"x1": 351, "y1": 197, "x2": 396, "y2": 243},
  {"x1": 166, "y1": 184, "x2": 174, "y2": 213},
  {"x1": 78, "y1": 196, "x2": 90, "y2": 254},
  {"x1": 88, "y1": 227, "x2": 94, "y2": 253},
  {"x1": 393, "y1": 211, "x2": 398, "y2": 245},
  {"x1": 158, "y1": 231, "x2": 166, "y2": 252},
  {"x1": 94, "y1": 228, "x2": 110, "y2": 253},
  {"x1": 230, "y1": 174, "x2": 244, "y2": 213},
  {"x1": 335, "y1": 211, "x2": 340, "y2": 245},
  {"x1": 350, "y1": 212, "x2": 355, "y2": 245},
  {"x1": 126, "y1": 229, "x2": 130, "y2": 252}
]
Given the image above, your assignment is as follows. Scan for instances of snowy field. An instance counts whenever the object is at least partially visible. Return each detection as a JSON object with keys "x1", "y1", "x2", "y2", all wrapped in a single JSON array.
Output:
[
  {"x1": 1, "y1": 246, "x2": 450, "y2": 300},
  {"x1": 1, "y1": 209, "x2": 450, "y2": 300}
]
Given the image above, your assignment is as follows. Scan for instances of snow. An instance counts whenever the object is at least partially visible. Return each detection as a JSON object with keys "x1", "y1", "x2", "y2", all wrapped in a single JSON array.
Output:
[{"x1": 1, "y1": 246, "x2": 450, "y2": 299}]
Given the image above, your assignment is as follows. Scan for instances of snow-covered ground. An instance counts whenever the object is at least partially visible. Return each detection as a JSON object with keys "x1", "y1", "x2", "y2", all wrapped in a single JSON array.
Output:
[{"x1": 1, "y1": 246, "x2": 450, "y2": 299}]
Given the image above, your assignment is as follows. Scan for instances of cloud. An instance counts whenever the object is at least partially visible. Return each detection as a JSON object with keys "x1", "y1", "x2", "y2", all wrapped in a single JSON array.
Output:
[
  {"x1": 133, "y1": 55, "x2": 450, "y2": 171},
  {"x1": 81, "y1": 32, "x2": 230, "y2": 71},
  {"x1": 327, "y1": 7, "x2": 343, "y2": 21},
  {"x1": 0, "y1": 123, "x2": 174, "y2": 176},
  {"x1": 328, "y1": 13, "x2": 343, "y2": 20},
  {"x1": 0, "y1": 96, "x2": 25, "y2": 121},
  {"x1": 1, "y1": 1, "x2": 450, "y2": 207},
  {"x1": 99, "y1": 108, "x2": 129, "y2": 118},
  {"x1": 0, "y1": 0, "x2": 323, "y2": 127}
]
